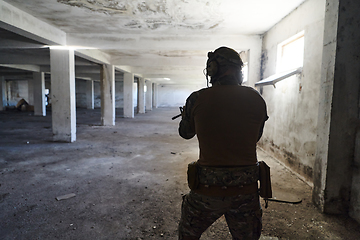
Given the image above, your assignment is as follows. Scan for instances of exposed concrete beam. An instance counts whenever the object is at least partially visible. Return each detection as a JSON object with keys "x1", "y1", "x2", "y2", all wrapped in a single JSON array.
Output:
[
  {"x1": 75, "y1": 49, "x2": 111, "y2": 65},
  {"x1": 115, "y1": 65, "x2": 144, "y2": 79},
  {"x1": 131, "y1": 66, "x2": 201, "y2": 73},
  {"x1": 0, "y1": 0, "x2": 66, "y2": 45},
  {"x1": 1, "y1": 73, "x2": 33, "y2": 79},
  {"x1": 0, "y1": 39, "x2": 45, "y2": 49},
  {"x1": 0, "y1": 51, "x2": 49, "y2": 65},
  {"x1": 75, "y1": 73, "x2": 123, "y2": 81},
  {"x1": 75, "y1": 77, "x2": 92, "y2": 81},
  {"x1": 115, "y1": 65, "x2": 133, "y2": 74},
  {"x1": 0, "y1": 64, "x2": 40, "y2": 72},
  {"x1": 75, "y1": 73, "x2": 100, "y2": 80},
  {"x1": 75, "y1": 66, "x2": 101, "y2": 73},
  {"x1": 143, "y1": 72, "x2": 202, "y2": 78},
  {"x1": 111, "y1": 56, "x2": 206, "y2": 67},
  {"x1": 40, "y1": 66, "x2": 50, "y2": 73},
  {"x1": 68, "y1": 34, "x2": 262, "y2": 51}
]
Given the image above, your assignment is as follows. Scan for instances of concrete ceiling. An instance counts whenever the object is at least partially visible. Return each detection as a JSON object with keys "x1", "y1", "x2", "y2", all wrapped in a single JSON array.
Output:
[{"x1": 0, "y1": 0, "x2": 306, "y2": 85}]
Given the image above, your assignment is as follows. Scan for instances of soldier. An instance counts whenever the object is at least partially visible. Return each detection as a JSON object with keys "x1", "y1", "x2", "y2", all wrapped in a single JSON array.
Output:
[{"x1": 178, "y1": 46, "x2": 268, "y2": 240}]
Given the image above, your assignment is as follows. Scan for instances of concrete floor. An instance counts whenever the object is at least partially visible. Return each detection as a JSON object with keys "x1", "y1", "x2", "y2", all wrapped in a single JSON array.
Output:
[{"x1": 1, "y1": 107, "x2": 360, "y2": 239}]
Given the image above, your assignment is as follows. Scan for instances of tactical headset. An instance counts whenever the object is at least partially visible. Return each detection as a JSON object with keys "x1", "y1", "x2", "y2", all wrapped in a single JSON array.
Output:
[{"x1": 206, "y1": 47, "x2": 243, "y2": 77}]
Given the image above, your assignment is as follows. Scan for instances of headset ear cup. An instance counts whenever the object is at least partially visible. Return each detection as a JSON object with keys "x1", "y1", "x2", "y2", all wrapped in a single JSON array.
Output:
[{"x1": 207, "y1": 61, "x2": 218, "y2": 77}]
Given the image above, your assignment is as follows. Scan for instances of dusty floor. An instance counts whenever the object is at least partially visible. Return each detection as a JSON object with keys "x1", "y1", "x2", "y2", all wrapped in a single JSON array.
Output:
[{"x1": 0, "y1": 107, "x2": 360, "y2": 240}]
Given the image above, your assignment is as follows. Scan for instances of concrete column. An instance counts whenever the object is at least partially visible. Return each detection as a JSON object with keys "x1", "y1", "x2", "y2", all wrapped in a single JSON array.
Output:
[
  {"x1": 33, "y1": 72, "x2": 46, "y2": 116},
  {"x1": 86, "y1": 80, "x2": 94, "y2": 110},
  {"x1": 152, "y1": 83, "x2": 158, "y2": 109},
  {"x1": 100, "y1": 65, "x2": 115, "y2": 126},
  {"x1": 248, "y1": 46, "x2": 262, "y2": 87},
  {"x1": 28, "y1": 79, "x2": 34, "y2": 105},
  {"x1": 138, "y1": 77, "x2": 145, "y2": 114},
  {"x1": 0, "y1": 76, "x2": 6, "y2": 111},
  {"x1": 50, "y1": 49, "x2": 76, "y2": 142},
  {"x1": 145, "y1": 80, "x2": 153, "y2": 111},
  {"x1": 123, "y1": 72, "x2": 134, "y2": 118},
  {"x1": 313, "y1": 0, "x2": 360, "y2": 216}
]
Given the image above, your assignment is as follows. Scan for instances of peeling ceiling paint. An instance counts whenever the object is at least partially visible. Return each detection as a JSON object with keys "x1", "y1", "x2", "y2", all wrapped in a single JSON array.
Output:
[
  {"x1": 4, "y1": 0, "x2": 307, "y2": 35},
  {"x1": 57, "y1": 0, "x2": 223, "y2": 31},
  {"x1": 58, "y1": 0, "x2": 128, "y2": 14}
]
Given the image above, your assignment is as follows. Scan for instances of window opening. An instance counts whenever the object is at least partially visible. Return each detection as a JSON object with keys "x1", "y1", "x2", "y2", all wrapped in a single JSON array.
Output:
[{"x1": 277, "y1": 31, "x2": 304, "y2": 73}]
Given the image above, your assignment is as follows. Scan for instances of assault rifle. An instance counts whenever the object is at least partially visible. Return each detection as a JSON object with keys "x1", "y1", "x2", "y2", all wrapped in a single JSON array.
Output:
[{"x1": 172, "y1": 107, "x2": 183, "y2": 120}]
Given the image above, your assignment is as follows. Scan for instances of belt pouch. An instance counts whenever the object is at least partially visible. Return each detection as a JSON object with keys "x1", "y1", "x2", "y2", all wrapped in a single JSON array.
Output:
[
  {"x1": 187, "y1": 161, "x2": 199, "y2": 190},
  {"x1": 259, "y1": 161, "x2": 272, "y2": 199}
]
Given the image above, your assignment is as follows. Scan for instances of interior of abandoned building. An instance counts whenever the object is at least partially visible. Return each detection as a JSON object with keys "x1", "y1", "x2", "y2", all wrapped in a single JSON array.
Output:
[{"x1": 1, "y1": 0, "x2": 360, "y2": 239}]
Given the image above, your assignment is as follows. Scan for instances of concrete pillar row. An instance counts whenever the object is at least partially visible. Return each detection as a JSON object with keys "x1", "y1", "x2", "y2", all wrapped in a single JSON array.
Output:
[
  {"x1": 123, "y1": 72, "x2": 134, "y2": 118},
  {"x1": 100, "y1": 65, "x2": 115, "y2": 126},
  {"x1": 50, "y1": 49, "x2": 76, "y2": 142},
  {"x1": 138, "y1": 77, "x2": 145, "y2": 114},
  {"x1": 152, "y1": 83, "x2": 158, "y2": 109},
  {"x1": 86, "y1": 80, "x2": 94, "y2": 110},
  {"x1": 33, "y1": 72, "x2": 46, "y2": 116},
  {"x1": 0, "y1": 76, "x2": 6, "y2": 111},
  {"x1": 145, "y1": 80, "x2": 153, "y2": 111}
]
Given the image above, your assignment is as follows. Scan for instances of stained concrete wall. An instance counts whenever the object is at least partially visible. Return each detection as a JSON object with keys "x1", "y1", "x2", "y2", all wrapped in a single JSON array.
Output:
[
  {"x1": 157, "y1": 84, "x2": 206, "y2": 107},
  {"x1": 310, "y1": 0, "x2": 360, "y2": 219},
  {"x1": 75, "y1": 79, "x2": 87, "y2": 108},
  {"x1": 116, "y1": 81, "x2": 124, "y2": 109},
  {"x1": 94, "y1": 81, "x2": 101, "y2": 108},
  {"x1": 259, "y1": 0, "x2": 326, "y2": 183},
  {"x1": 6, "y1": 80, "x2": 29, "y2": 106},
  {"x1": 76, "y1": 79, "x2": 124, "y2": 109}
]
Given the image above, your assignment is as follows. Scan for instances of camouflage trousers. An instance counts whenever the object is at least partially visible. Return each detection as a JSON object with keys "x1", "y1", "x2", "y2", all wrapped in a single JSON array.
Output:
[{"x1": 178, "y1": 191, "x2": 262, "y2": 240}]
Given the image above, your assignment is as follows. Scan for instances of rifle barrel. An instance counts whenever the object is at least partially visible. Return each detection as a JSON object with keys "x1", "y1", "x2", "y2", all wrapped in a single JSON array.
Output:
[{"x1": 172, "y1": 113, "x2": 182, "y2": 120}]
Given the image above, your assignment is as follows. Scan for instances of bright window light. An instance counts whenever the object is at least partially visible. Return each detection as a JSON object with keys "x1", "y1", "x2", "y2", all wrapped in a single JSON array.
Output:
[
  {"x1": 277, "y1": 31, "x2": 304, "y2": 73},
  {"x1": 242, "y1": 62, "x2": 248, "y2": 83}
]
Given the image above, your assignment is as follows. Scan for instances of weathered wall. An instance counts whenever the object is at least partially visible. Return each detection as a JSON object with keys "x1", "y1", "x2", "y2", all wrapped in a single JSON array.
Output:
[
  {"x1": 6, "y1": 80, "x2": 29, "y2": 106},
  {"x1": 75, "y1": 79, "x2": 86, "y2": 108},
  {"x1": 258, "y1": 0, "x2": 326, "y2": 183},
  {"x1": 94, "y1": 81, "x2": 101, "y2": 108},
  {"x1": 76, "y1": 79, "x2": 124, "y2": 108},
  {"x1": 309, "y1": 0, "x2": 360, "y2": 220},
  {"x1": 157, "y1": 84, "x2": 206, "y2": 107},
  {"x1": 116, "y1": 81, "x2": 124, "y2": 109}
]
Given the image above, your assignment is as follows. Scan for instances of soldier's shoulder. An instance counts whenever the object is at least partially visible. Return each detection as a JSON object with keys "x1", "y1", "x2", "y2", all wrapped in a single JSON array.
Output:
[{"x1": 241, "y1": 86, "x2": 263, "y2": 96}]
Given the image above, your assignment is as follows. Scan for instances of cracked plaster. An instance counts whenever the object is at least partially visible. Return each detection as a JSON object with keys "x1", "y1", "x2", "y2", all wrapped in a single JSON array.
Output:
[
  {"x1": 57, "y1": 0, "x2": 223, "y2": 31},
  {"x1": 3, "y1": 0, "x2": 308, "y2": 36}
]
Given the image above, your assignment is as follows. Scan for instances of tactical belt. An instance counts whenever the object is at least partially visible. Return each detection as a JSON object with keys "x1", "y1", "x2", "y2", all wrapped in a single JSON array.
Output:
[{"x1": 193, "y1": 182, "x2": 258, "y2": 197}]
